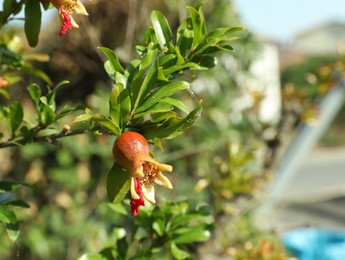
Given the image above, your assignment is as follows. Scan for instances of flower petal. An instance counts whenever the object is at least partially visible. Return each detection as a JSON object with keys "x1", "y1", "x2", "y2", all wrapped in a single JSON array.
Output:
[
  {"x1": 142, "y1": 184, "x2": 156, "y2": 204},
  {"x1": 74, "y1": 0, "x2": 89, "y2": 16},
  {"x1": 130, "y1": 177, "x2": 140, "y2": 200},
  {"x1": 154, "y1": 171, "x2": 173, "y2": 189}
]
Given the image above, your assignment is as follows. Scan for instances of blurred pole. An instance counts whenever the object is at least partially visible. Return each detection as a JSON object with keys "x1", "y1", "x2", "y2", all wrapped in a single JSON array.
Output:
[{"x1": 254, "y1": 80, "x2": 345, "y2": 230}]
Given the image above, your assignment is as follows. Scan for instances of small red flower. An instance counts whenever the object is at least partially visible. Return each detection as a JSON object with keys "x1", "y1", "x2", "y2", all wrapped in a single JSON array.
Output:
[
  {"x1": 112, "y1": 132, "x2": 173, "y2": 216},
  {"x1": 43, "y1": 0, "x2": 88, "y2": 36}
]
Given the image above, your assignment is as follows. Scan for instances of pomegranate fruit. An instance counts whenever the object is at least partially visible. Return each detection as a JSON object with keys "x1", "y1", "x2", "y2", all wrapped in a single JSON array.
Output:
[{"x1": 112, "y1": 131, "x2": 173, "y2": 215}]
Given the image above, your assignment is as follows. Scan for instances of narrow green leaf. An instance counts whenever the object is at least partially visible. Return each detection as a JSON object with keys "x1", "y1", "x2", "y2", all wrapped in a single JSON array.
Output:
[
  {"x1": 39, "y1": 103, "x2": 56, "y2": 126},
  {"x1": 142, "y1": 101, "x2": 203, "y2": 141},
  {"x1": 56, "y1": 105, "x2": 84, "y2": 121},
  {"x1": 130, "y1": 61, "x2": 158, "y2": 110},
  {"x1": 133, "y1": 100, "x2": 173, "y2": 118},
  {"x1": 170, "y1": 243, "x2": 190, "y2": 260},
  {"x1": 27, "y1": 83, "x2": 41, "y2": 110},
  {"x1": 163, "y1": 62, "x2": 206, "y2": 76},
  {"x1": 136, "y1": 81, "x2": 190, "y2": 113},
  {"x1": 152, "y1": 220, "x2": 165, "y2": 237},
  {"x1": 4, "y1": 200, "x2": 30, "y2": 208},
  {"x1": 72, "y1": 113, "x2": 92, "y2": 124},
  {"x1": 140, "y1": 44, "x2": 159, "y2": 69},
  {"x1": 176, "y1": 19, "x2": 194, "y2": 58},
  {"x1": 150, "y1": 10, "x2": 172, "y2": 49},
  {"x1": 24, "y1": 0, "x2": 41, "y2": 47},
  {"x1": 109, "y1": 83, "x2": 130, "y2": 129},
  {"x1": 91, "y1": 114, "x2": 121, "y2": 136},
  {"x1": 192, "y1": 55, "x2": 217, "y2": 69},
  {"x1": 187, "y1": 6, "x2": 206, "y2": 49},
  {"x1": 5, "y1": 222, "x2": 20, "y2": 242},
  {"x1": 0, "y1": 181, "x2": 22, "y2": 193},
  {"x1": 106, "y1": 163, "x2": 130, "y2": 204},
  {"x1": 162, "y1": 97, "x2": 189, "y2": 114},
  {"x1": 173, "y1": 225, "x2": 211, "y2": 244},
  {"x1": 98, "y1": 47, "x2": 125, "y2": 74},
  {"x1": 9, "y1": 102, "x2": 23, "y2": 137}
]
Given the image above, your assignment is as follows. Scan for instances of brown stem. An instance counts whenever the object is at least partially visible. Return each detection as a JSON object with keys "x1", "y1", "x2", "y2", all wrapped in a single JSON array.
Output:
[{"x1": 0, "y1": 128, "x2": 91, "y2": 148}]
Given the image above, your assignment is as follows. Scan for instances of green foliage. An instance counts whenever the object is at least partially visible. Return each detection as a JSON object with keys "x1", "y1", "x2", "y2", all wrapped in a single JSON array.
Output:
[
  {"x1": 0, "y1": 181, "x2": 30, "y2": 242},
  {"x1": 72, "y1": 5, "x2": 243, "y2": 207},
  {"x1": 0, "y1": 81, "x2": 83, "y2": 148},
  {"x1": 76, "y1": 6, "x2": 243, "y2": 144},
  {"x1": 81, "y1": 201, "x2": 214, "y2": 260}
]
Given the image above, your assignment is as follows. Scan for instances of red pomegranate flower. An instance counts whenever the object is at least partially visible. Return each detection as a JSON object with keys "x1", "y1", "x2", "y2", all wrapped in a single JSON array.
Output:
[
  {"x1": 42, "y1": 0, "x2": 88, "y2": 35},
  {"x1": 112, "y1": 132, "x2": 173, "y2": 216}
]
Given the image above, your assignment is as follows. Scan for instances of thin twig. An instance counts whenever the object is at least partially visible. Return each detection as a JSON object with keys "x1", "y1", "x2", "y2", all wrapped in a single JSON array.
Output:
[{"x1": 0, "y1": 128, "x2": 91, "y2": 148}]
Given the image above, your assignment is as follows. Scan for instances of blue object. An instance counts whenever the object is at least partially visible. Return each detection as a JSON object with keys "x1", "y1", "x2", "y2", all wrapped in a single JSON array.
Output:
[{"x1": 283, "y1": 228, "x2": 345, "y2": 260}]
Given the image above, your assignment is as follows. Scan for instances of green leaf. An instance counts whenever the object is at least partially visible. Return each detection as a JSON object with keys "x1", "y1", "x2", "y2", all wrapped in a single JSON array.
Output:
[
  {"x1": 176, "y1": 19, "x2": 194, "y2": 58},
  {"x1": 0, "y1": 206, "x2": 17, "y2": 224},
  {"x1": 109, "y1": 83, "x2": 130, "y2": 129},
  {"x1": 9, "y1": 102, "x2": 23, "y2": 137},
  {"x1": 161, "y1": 97, "x2": 189, "y2": 114},
  {"x1": 158, "y1": 54, "x2": 177, "y2": 68},
  {"x1": 140, "y1": 44, "x2": 159, "y2": 69},
  {"x1": 152, "y1": 220, "x2": 165, "y2": 237},
  {"x1": 133, "y1": 100, "x2": 173, "y2": 118},
  {"x1": 0, "y1": 44, "x2": 22, "y2": 67},
  {"x1": 72, "y1": 113, "x2": 92, "y2": 124},
  {"x1": 27, "y1": 83, "x2": 41, "y2": 111},
  {"x1": 106, "y1": 163, "x2": 130, "y2": 204},
  {"x1": 56, "y1": 105, "x2": 84, "y2": 121},
  {"x1": 187, "y1": 6, "x2": 207, "y2": 49},
  {"x1": 24, "y1": 0, "x2": 42, "y2": 47},
  {"x1": 4, "y1": 200, "x2": 30, "y2": 208},
  {"x1": 173, "y1": 224, "x2": 211, "y2": 244},
  {"x1": 150, "y1": 10, "x2": 172, "y2": 49},
  {"x1": 192, "y1": 55, "x2": 217, "y2": 69},
  {"x1": 135, "y1": 81, "x2": 190, "y2": 113},
  {"x1": 0, "y1": 181, "x2": 23, "y2": 193},
  {"x1": 142, "y1": 101, "x2": 203, "y2": 141},
  {"x1": 91, "y1": 114, "x2": 121, "y2": 136},
  {"x1": 5, "y1": 222, "x2": 20, "y2": 242},
  {"x1": 163, "y1": 62, "x2": 206, "y2": 76},
  {"x1": 98, "y1": 47, "x2": 125, "y2": 75},
  {"x1": 39, "y1": 103, "x2": 56, "y2": 126},
  {"x1": 130, "y1": 60, "x2": 158, "y2": 110},
  {"x1": 170, "y1": 243, "x2": 190, "y2": 260}
]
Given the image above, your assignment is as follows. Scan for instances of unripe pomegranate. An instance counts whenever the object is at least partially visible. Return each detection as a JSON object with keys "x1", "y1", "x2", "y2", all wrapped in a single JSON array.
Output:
[{"x1": 112, "y1": 131, "x2": 173, "y2": 216}]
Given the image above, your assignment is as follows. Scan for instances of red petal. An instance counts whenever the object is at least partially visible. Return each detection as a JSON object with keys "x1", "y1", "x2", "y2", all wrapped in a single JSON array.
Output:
[
  {"x1": 59, "y1": 10, "x2": 73, "y2": 36},
  {"x1": 130, "y1": 178, "x2": 145, "y2": 216}
]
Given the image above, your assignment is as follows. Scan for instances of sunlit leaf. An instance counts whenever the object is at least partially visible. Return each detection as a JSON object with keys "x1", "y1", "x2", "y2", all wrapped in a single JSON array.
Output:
[
  {"x1": 142, "y1": 101, "x2": 203, "y2": 141},
  {"x1": 170, "y1": 243, "x2": 190, "y2": 260},
  {"x1": 130, "y1": 60, "x2": 158, "y2": 110},
  {"x1": 91, "y1": 114, "x2": 121, "y2": 136},
  {"x1": 135, "y1": 81, "x2": 190, "y2": 113},
  {"x1": 109, "y1": 83, "x2": 130, "y2": 130},
  {"x1": 98, "y1": 47, "x2": 125, "y2": 75},
  {"x1": 163, "y1": 62, "x2": 206, "y2": 76},
  {"x1": 187, "y1": 6, "x2": 206, "y2": 49},
  {"x1": 173, "y1": 224, "x2": 211, "y2": 244},
  {"x1": 150, "y1": 10, "x2": 172, "y2": 49}
]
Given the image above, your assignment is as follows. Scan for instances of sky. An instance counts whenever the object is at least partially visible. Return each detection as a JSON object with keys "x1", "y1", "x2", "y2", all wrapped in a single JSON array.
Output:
[{"x1": 232, "y1": 0, "x2": 345, "y2": 42}]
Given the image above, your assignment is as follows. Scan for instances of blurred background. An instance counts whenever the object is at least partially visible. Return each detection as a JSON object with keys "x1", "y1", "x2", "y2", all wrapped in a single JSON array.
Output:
[{"x1": 1, "y1": 0, "x2": 345, "y2": 259}]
